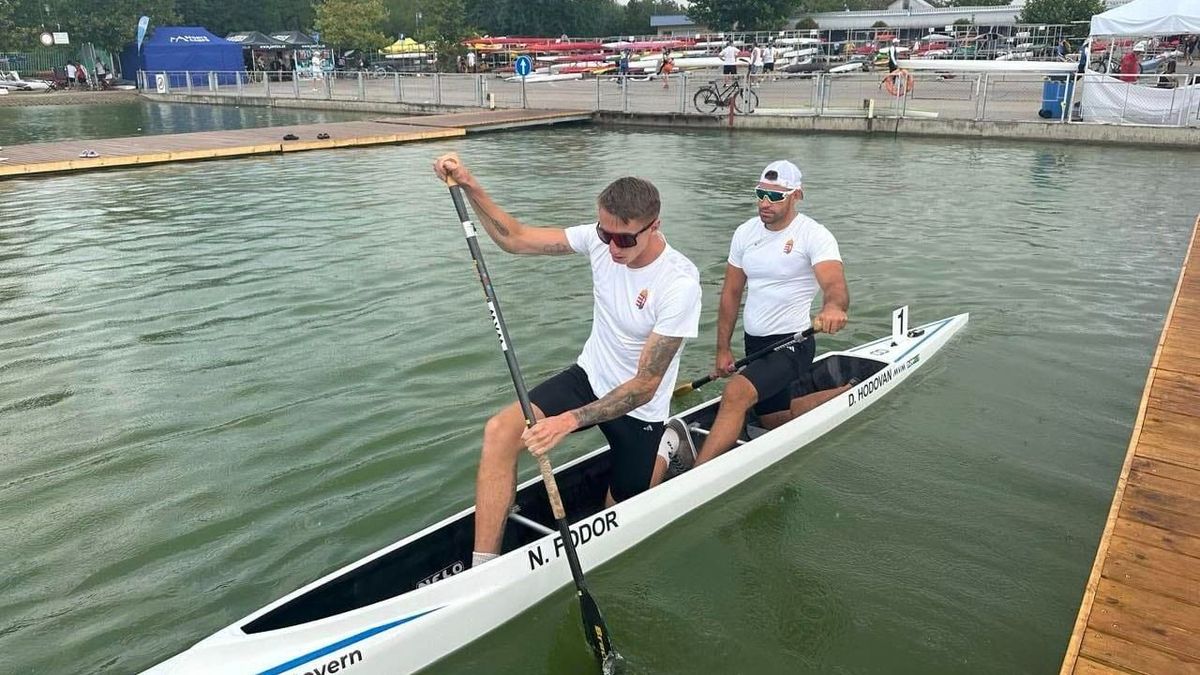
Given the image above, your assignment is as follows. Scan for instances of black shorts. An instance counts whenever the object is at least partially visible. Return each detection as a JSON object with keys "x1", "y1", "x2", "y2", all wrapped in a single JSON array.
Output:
[
  {"x1": 739, "y1": 332, "x2": 816, "y2": 416},
  {"x1": 764, "y1": 63, "x2": 775, "y2": 72},
  {"x1": 722, "y1": 65, "x2": 738, "y2": 75},
  {"x1": 528, "y1": 364, "x2": 664, "y2": 502}
]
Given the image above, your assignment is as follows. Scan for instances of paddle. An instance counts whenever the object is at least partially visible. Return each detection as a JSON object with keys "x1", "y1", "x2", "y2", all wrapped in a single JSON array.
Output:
[
  {"x1": 443, "y1": 176, "x2": 620, "y2": 672},
  {"x1": 672, "y1": 325, "x2": 818, "y2": 398}
]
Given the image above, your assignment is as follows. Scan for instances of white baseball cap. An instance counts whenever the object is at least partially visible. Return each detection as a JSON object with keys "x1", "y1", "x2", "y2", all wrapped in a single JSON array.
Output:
[{"x1": 759, "y1": 160, "x2": 802, "y2": 190}]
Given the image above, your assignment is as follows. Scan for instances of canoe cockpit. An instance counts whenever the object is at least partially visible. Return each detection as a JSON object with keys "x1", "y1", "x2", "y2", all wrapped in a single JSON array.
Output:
[{"x1": 242, "y1": 353, "x2": 884, "y2": 634}]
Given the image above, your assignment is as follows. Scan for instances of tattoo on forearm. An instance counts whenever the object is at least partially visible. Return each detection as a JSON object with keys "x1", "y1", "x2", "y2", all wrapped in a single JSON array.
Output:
[
  {"x1": 642, "y1": 335, "x2": 683, "y2": 378},
  {"x1": 490, "y1": 216, "x2": 511, "y2": 237},
  {"x1": 571, "y1": 335, "x2": 683, "y2": 427},
  {"x1": 465, "y1": 193, "x2": 511, "y2": 238},
  {"x1": 478, "y1": 205, "x2": 511, "y2": 238},
  {"x1": 572, "y1": 385, "x2": 643, "y2": 428},
  {"x1": 542, "y1": 242, "x2": 573, "y2": 254}
]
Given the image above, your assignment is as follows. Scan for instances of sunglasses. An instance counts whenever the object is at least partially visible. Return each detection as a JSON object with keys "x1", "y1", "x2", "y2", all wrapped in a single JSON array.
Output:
[
  {"x1": 754, "y1": 188, "x2": 797, "y2": 203},
  {"x1": 595, "y1": 220, "x2": 655, "y2": 248}
]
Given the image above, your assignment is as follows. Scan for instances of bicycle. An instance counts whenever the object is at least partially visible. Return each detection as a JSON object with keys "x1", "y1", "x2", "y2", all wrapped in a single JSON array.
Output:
[{"x1": 693, "y1": 78, "x2": 758, "y2": 114}]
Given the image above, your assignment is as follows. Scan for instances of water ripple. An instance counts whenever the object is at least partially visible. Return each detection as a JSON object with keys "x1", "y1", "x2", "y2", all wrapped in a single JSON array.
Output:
[{"x1": 0, "y1": 126, "x2": 1196, "y2": 674}]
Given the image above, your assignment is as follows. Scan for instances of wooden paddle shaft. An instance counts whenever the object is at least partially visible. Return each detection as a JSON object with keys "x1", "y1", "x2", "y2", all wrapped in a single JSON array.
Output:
[
  {"x1": 444, "y1": 182, "x2": 585, "y2": 561},
  {"x1": 537, "y1": 455, "x2": 567, "y2": 519}
]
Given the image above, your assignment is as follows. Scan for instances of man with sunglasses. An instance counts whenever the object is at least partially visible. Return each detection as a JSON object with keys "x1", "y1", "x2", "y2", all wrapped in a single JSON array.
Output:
[
  {"x1": 432, "y1": 154, "x2": 701, "y2": 568},
  {"x1": 678, "y1": 160, "x2": 849, "y2": 470}
]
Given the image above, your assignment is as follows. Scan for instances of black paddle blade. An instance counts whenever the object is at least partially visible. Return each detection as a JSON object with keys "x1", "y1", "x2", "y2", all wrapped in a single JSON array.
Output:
[{"x1": 578, "y1": 589, "x2": 620, "y2": 670}]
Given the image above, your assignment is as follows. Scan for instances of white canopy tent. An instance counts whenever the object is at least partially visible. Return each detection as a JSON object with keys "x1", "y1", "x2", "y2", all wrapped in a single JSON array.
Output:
[
  {"x1": 1089, "y1": 0, "x2": 1200, "y2": 36},
  {"x1": 1082, "y1": 0, "x2": 1200, "y2": 126}
]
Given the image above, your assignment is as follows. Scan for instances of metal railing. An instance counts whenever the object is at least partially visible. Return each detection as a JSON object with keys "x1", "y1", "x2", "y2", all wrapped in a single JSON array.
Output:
[{"x1": 140, "y1": 69, "x2": 1200, "y2": 129}]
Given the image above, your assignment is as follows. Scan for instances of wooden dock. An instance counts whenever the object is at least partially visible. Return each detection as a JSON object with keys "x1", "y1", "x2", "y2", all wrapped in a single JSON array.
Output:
[
  {"x1": 1061, "y1": 213, "x2": 1200, "y2": 675},
  {"x1": 0, "y1": 109, "x2": 590, "y2": 178}
]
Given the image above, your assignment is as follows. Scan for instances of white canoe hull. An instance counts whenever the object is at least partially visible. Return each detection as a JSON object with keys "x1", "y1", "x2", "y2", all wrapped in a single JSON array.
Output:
[
  {"x1": 503, "y1": 73, "x2": 583, "y2": 83},
  {"x1": 146, "y1": 313, "x2": 968, "y2": 675},
  {"x1": 897, "y1": 58, "x2": 1077, "y2": 73}
]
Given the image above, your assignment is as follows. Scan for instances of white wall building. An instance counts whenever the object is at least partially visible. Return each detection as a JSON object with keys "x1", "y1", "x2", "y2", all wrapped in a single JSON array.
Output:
[{"x1": 650, "y1": 0, "x2": 1132, "y2": 36}]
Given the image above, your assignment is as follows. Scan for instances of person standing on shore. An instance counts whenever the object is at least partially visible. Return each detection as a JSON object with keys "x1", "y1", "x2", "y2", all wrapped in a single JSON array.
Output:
[
  {"x1": 66, "y1": 62, "x2": 76, "y2": 88},
  {"x1": 720, "y1": 39, "x2": 739, "y2": 83},
  {"x1": 658, "y1": 48, "x2": 675, "y2": 89},
  {"x1": 749, "y1": 42, "x2": 764, "y2": 82}
]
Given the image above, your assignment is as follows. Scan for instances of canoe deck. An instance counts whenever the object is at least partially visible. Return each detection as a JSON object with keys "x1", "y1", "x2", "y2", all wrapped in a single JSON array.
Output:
[
  {"x1": 240, "y1": 352, "x2": 886, "y2": 634},
  {"x1": 1061, "y1": 213, "x2": 1200, "y2": 674}
]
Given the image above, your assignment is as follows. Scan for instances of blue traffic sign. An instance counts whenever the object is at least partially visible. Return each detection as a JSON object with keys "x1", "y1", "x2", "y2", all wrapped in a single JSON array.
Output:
[{"x1": 514, "y1": 55, "x2": 533, "y2": 77}]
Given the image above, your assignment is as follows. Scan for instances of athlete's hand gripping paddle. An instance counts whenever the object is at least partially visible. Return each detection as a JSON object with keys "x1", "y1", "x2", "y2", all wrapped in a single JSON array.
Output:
[
  {"x1": 673, "y1": 323, "x2": 821, "y2": 398},
  {"x1": 441, "y1": 164, "x2": 620, "y2": 672}
]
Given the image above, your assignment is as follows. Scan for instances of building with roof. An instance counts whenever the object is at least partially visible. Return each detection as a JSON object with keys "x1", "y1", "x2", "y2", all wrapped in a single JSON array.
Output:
[{"x1": 650, "y1": 0, "x2": 1132, "y2": 36}]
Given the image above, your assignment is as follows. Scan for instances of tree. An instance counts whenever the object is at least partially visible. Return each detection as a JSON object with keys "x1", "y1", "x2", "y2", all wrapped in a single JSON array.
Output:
[
  {"x1": 463, "y1": 0, "x2": 627, "y2": 37},
  {"x1": 382, "y1": 0, "x2": 421, "y2": 40},
  {"x1": 871, "y1": 20, "x2": 887, "y2": 27},
  {"x1": 314, "y1": 0, "x2": 390, "y2": 53},
  {"x1": 687, "y1": 0, "x2": 800, "y2": 31},
  {"x1": 43, "y1": 0, "x2": 179, "y2": 51},
  {"x1": 795, "y1": 16, "x2": 818, "y2": 29},
  {"x1": 1018, "y1": 0, "x2": 1104, "y2": 27},
  {"x1": 0, "y1": 0, "x2": 18, "y2": 50},
  {"x1": 621, "y1": 0, "x2": 683, "y2": 36},
  {"x1": 420, "y1": 0, "x2": 469, "y2": 71},
  {"x1": 798, "y1": 0, "x2": 892, "y2": 11},
  {"x1": 175, "y1": 0, "x2": 316, "y2": 37}
]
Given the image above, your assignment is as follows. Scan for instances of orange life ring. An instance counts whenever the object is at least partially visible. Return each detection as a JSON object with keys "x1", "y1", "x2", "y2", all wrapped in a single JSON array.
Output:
[{"x1": 883, "y1": 69, "x2": 914, "y2": 96}]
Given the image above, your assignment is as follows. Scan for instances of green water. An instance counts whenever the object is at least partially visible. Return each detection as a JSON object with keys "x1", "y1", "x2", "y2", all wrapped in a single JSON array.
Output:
[
  {"x1": 0, "y1": 102, "x2": 367, "y2": 145},
  {"x1": 0, "y1": 126, "x2": 1196, "y2": 674}
]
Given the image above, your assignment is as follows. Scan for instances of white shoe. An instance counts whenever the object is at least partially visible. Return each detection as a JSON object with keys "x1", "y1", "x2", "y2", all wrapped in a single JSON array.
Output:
[{"x1": 662, "y1": 418, "x2": 697, "y2": 478}]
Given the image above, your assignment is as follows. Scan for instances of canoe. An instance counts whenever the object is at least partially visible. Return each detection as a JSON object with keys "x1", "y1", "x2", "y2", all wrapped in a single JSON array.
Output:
[
  {"x1": 896, "y1": 58, "x2": 1077, "y2": 73},
  {"x1": 503, "y1": 72, "x2": 583, "y2": 83},
  {"x1": 602, "y1": 39, "x2": 690, "y2": 51},
  {"x1": 777, "y1": 37, "x2": 822, "y2": 46},
  {"x1": 146, "y1": 310, "x2": 968, "y2": 675}
]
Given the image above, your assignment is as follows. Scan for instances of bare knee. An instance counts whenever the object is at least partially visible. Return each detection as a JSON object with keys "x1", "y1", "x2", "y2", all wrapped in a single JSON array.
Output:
[
  {"x1": 481, "y1": 402, "x2": 542, "y2": 461},
  {"x1": 722, "y1": 375, "x2": 759, "y2": 408}
]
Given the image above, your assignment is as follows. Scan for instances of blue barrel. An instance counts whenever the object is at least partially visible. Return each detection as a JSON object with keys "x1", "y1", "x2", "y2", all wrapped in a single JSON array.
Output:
[{"x1": 1039, "y1": 75, "x2": 1074, "y2": 119}]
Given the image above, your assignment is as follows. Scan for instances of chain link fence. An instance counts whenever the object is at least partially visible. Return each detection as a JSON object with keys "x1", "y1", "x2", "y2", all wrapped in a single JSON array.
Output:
[{"x1": 140, "y1": 69, "x2": 1200, "y2": 128}]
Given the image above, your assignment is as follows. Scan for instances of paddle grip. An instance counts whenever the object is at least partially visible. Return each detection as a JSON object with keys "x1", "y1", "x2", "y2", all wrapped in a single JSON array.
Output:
[
  {"x1": 537, "y1": 455, "x2": 567, "y2": 519},
  {"x1": 444, "y1": 182, "x2": 615, "y2": 665}
]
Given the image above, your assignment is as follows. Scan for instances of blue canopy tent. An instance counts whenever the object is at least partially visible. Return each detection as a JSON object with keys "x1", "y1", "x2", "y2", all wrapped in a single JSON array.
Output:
[{"x1": 136, "y1": 27, "x2": 245, "y2": 87}]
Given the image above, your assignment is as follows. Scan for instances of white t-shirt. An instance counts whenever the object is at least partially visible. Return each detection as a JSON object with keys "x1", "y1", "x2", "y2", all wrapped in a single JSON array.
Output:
[
  {"x1": 763, "y1": 47, "x2": 775, "y2": 64},
  {"x1": 720, "y1": 45, "x2": 739, "y2": 65},
  {"x1": 565, "y1": 224, "x2": 702, "y2": 422},
  {"x1": 467, "y1": 52, "x2": 477, "y2": 67},
  {"x1": 751, "y1": 47, "x2": 763, "y2": 66},
  {"x1": 728, "y1": 213, "x2": 841, "y2": 337}
]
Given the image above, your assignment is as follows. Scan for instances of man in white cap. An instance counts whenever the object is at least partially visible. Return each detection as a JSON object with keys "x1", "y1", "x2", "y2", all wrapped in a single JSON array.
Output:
[
  {"x1": 886, "y1": 37, "x2": 901, "y2": 73},
  {"x1": 671, "y1": 160, "x2": 849, "y2": 470}
]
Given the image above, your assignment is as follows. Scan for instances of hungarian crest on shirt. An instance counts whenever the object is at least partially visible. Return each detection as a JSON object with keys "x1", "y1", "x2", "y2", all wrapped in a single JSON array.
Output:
[
  {"x1": 783, "y1": 238, "x2": 794, "y2": 254},
  {"x1": 635, "y1": 288, "x2": 649, "y2": 309}
]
